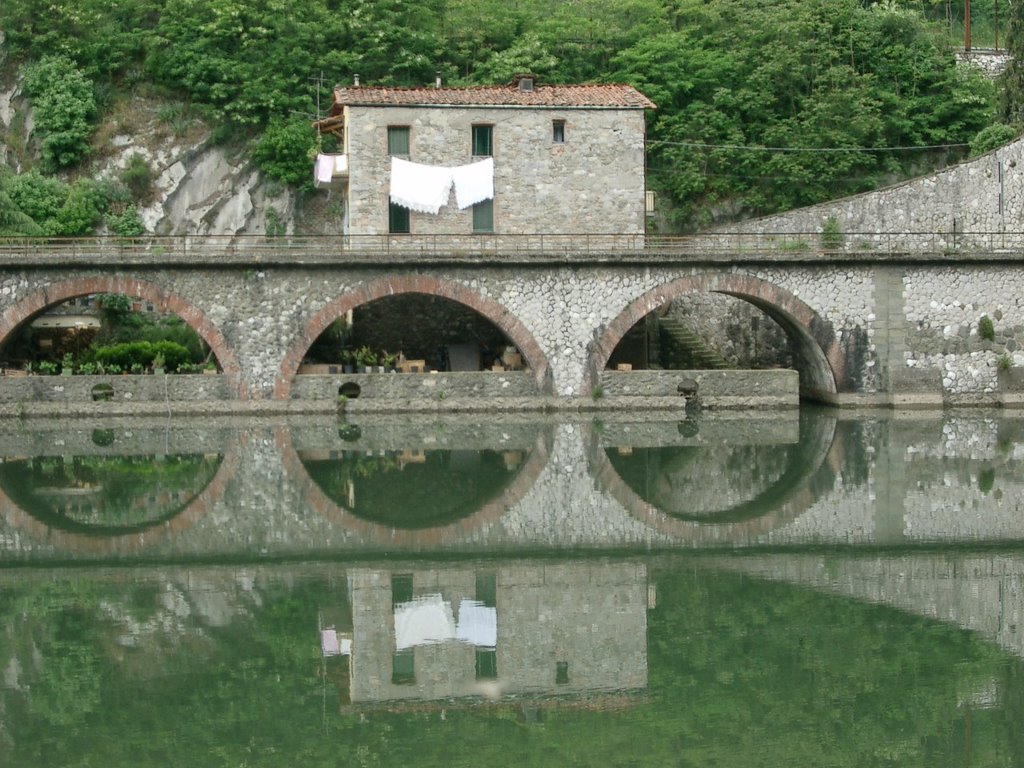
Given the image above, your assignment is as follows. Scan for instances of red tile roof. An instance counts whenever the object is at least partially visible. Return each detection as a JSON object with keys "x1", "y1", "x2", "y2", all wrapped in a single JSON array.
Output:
[{"x1": 330, "y1": 83, "x2": 655, "y2": 110}]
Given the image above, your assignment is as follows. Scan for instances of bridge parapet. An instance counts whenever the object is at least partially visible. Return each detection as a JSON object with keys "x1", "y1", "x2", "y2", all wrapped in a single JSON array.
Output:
[{"x1": 2, "y1": 233, "x2": 1024, "y2": 266}]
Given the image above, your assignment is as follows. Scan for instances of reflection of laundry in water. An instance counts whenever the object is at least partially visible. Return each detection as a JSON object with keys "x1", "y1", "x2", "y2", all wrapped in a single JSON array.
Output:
[
  {"x1": 456, "y1": 599, "x2": 497, "y2": 648},
  {"x1": 394, "y1": 594, "x2": 456, "y2": 650},
  {"x1": 321, "y1": 629, "x2": 353, "y2": 656}
]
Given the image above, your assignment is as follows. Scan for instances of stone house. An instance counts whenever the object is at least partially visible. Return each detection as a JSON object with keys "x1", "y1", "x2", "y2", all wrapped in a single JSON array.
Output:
[{"x1": 314, "y1": 76, "x2": 655, "y2": 241}]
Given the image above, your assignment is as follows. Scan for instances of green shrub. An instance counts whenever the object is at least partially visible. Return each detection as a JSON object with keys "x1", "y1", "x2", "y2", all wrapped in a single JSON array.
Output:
[
  {"x1": 106, "y1": 204, "x2": 146, "y2": 237},
  {"x1": 22, "y1": 55, "x2": 97, "y2": 170},
  {"x1": 969, "y1": 124, "x2": 1018, "y2": 157},
  {"x1": 821, "y1": 217, "x2": 844, "y2": 250},
  {"x1": 93, "y1": 340, "x2": 191, "y2": 371},
  {"x1": 54, "y1": 179, "x2": 110, "y2": 235},
  {"x1": 254, "y1": 116, "x2": 318, "y2": 187},
  {"x1": 979, "y1": 315, "x2": 996, "y2": 342},
  {"x1": 6, "y1": 171, "x2": 67, "y2": 231},
  {"x1": 119, "y1": 155, "x2": 154, "y2": 203},
  {"x1": 98, "y1": 294, "x2": 132, "y2": 322}
]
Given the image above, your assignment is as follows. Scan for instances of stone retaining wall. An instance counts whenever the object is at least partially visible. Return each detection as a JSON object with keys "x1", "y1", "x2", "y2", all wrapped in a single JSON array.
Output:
[
  {"x1": 711, "y1": 137, "x2": 1024, "y2": 239},
  {"x1": 0, "y1": 373, "x2": 231, "y2": 404},
  {"x1": 290, "y1": 370, "x2": 539, "y2": 403},
  {"x1": 599, "y1": 369, "x2": 799, "y2": 409}
]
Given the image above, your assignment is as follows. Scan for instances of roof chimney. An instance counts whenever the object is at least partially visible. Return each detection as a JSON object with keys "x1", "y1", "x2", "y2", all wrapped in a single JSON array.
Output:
[
  {"x1": 353, "y1": 74, "x2": 360, "y2": 87},
  {"x1": 435, "y1": 71, "x2": 442, "y2": 88}
]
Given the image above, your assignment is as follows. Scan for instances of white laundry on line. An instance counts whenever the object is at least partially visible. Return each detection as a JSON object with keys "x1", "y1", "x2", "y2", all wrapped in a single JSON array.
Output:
[
  {"x1": 390, "y1": 157, "x2": 495, "y2": 214},
  {"x1": 452, "y1": 157, "x2": 494, "y2": 209},
  {"x1": 393, "y1": 594, "x2": 456, "y2": 650},
  {"x1": 389, "y1": 157, "x2": 453, "y2": 215},
  {"x1": 455, "y1": 599, "x2": 497, "y2": 648},
  {"x1": 314, "y1": 153, "x2": 335, "y2": 184}
]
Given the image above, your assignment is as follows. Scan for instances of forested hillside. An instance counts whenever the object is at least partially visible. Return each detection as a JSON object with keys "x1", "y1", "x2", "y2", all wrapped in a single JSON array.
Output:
[{"x1": 0, "y1": 0, "x2": 1019, "y2": 234}]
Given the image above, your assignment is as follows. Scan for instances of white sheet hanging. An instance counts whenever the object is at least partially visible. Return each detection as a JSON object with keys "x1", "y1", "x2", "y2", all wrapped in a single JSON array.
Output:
[
  {"x1": 390, "y1": 157, "x2": 453, "y2": 215},
  {"x1": 394, "y1": 594, "x2": 456, "y2": 650},
  {"x1": 314, "y1": 153, "x2": 335, "y2": 184},
  {"x1": 455, "y1": 599, "x2": 497, "y2": 648},
  {"x1": 452, "y1": 157, "x2": 494, "y2": 209}
]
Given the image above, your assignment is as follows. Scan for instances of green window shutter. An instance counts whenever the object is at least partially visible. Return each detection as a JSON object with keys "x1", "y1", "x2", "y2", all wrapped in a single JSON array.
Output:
[
  {"x1": 472, "y1": 199, "x2": 493, "y2": 232},
  {"x1": 388, "y1": 126, "x2": 410, "y2": 156},
  {"x1": 472, "y1": 125, "x2": 493, "y2": 156},
  {"x1": 389, "y1": 202, "x2": 410, "y2": 233}
]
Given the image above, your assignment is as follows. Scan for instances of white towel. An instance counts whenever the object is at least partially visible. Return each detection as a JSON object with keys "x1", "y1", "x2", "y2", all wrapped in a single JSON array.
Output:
[
  {"x1": 455, "y1": 599, "x2": 497, "y2": 648},
  {"x1": 394, "y1": 594, "x2": 456, "y2": 650},
  {"x1": 390, "y1": 157, "x2": 453, "y2": 215},
  {"x1": 452, "y1": 157, "x2": 494, "y2": 209},
  {"x1": 315, "y1": 153, "x2": 334, "y2": 184}
]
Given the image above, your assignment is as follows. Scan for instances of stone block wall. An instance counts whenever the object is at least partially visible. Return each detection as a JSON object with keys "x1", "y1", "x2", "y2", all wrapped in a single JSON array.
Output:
[
  {"x1": 711, "y1": 137, "x2": 1024, "y2": 244},
  {"x1": 0, "y1": 373, "x2": 230, "y2": 404},
  {"x1": 599, "y1": 369, "x2": 799, "y2": 408},
  {"x1": 290, "y1": 371, "x2": 539, "y2": 402},
  {"x1": 345, "y1": 104, "x2": 647, "y2": 237}
]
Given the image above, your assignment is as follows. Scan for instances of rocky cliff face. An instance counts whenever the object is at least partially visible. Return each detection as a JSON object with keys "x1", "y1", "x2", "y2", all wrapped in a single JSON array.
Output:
[{"x1": 0, "y1": 53, "x2": 304, "y2": 238}]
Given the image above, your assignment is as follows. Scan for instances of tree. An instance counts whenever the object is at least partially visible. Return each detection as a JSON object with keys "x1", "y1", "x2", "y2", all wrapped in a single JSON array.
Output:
[
  {"x1": 1001, "y1": 0, "x2": 1024, "y2": 123},
  {"x1": 21, "y1": 55, "x2": 97, "y2": 170}
]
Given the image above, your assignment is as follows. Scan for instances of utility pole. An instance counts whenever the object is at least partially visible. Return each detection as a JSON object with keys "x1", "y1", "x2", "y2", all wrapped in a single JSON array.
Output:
[
  {"x1": 995, "y1": 0, "x2": 1000, "y2": 51},
  {"x1": 965, "y1": 0, "x2": 972, "y2": 52}
]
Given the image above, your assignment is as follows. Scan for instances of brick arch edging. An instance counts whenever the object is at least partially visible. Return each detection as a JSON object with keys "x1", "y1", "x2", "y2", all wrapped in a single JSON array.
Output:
[
  {"x1": 275, "y1": 275, "x2": 553, "y2": 398},
  {"x1": 0, "y1": 438, "x2": 243, "y2": 557},
  {"x1": 0, "y1": 276, "x2": 246, "y2": 397},
  {"x1": 583, "y1": 273, "x2": 846, "y2": 397}
]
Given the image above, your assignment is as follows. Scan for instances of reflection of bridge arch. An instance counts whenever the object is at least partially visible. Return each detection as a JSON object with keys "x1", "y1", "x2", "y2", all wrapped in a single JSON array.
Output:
[
  {"x1": 0, "y1": 439, "x2": 242, "y2": 556},
  {"x1": 275, "y1": 276, "x2": 553, "y2": 398},
  {"x1": 586, "y1": 274, "x2": 846, "y2": 402},
  {"x1": 277, "y1": 428, "x2": 551, "y2": 547},
  {"x1": 592, "y1": 411, "x2": 842, "y2": 544},
  {"x1": 0, "y1": 276, "x2": 245, "y2": 396}
]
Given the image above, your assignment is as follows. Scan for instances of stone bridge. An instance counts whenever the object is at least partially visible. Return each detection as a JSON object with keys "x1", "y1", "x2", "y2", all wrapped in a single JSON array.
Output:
[
  {"x1": 3, "y1": 410, "x2": 1024, "y2": 562},
  {"x1": 2, "y1": 232, "x2": 1024, "y2": 408}
]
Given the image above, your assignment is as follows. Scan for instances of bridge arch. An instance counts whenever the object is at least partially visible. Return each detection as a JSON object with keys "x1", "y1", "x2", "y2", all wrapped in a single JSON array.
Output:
[
  {"x1": 587, "y1": 273, "x2": 847, "y2": 402},
  {"x1": 276, "y1": 427, "x2": 551, "y2": 547},
  {"x1": 590, "y1": 410, "x2": 842, "y2": 544},
  {"x1": 276, "y1": 275, "x2": 553, "y2": 398},
  {"x1": 0, "y1": 275, "x2": 244, "y2": 395}
]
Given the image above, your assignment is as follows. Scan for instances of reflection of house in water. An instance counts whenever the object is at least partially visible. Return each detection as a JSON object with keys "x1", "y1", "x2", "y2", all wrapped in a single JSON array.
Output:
[{"x1": 320, "y1": 562, "x2": 649, "y2": 711}]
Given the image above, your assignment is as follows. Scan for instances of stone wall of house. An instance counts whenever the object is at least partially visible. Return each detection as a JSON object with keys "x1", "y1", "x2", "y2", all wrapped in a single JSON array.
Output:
[{"x1": 344, "y1": 104, "x2": 648, "y2": 237}]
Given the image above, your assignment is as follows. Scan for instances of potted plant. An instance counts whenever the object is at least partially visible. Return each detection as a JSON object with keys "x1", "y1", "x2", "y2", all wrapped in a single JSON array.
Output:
[
  {"x1": 61, "y1": 352, "x2": 75, "y2": 376},
  {"x1": 382, "y1": 352, "x2": 397, "y2": 372},
  {"x1": 356, "y1": 346, "x2": 376, "y2": 373},
  {"x1": 341, "y1": 349, "x2": 355, "y2": 374},
  {"x1": 152, "y1": 351, "x2": 166, "y2": 375}
]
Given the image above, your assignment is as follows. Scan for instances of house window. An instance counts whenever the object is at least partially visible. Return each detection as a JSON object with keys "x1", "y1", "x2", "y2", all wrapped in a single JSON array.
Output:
[
  {"x1": 388, "y1": 126, "x2": 410, "y2": 156},
  {"x1": 389, "y1": 203, "x2": 410, "y2": 234},
  {"x1": 475, "y1": 649, "x2": 498, "y2": 680},
  {"x1": 472, "y1": 199, "x2": 493, "y2": 233},
  {"x1": 392, "y1": 651, "x2": 415, "y2": 685},
  {"x1": 392, "y1": 574, "x2": 413, "y2": 606},
  {"x1": 472, "y1": 125, "x2": 493, "y2": 157},
  {"x1": 553, "y1": 120, "x2": 565, "y2": 144}
]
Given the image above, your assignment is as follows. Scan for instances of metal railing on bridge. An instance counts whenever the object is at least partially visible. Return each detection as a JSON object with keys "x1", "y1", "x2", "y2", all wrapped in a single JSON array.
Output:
[{"x1": 1, "y1": 231, "x2": 1023, "y2": 264}]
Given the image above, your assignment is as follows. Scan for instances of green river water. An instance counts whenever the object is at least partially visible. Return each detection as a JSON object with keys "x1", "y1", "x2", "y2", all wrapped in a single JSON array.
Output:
[{"x1": 2, "y1": 408, "x2": 1024, "y2": 767}]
